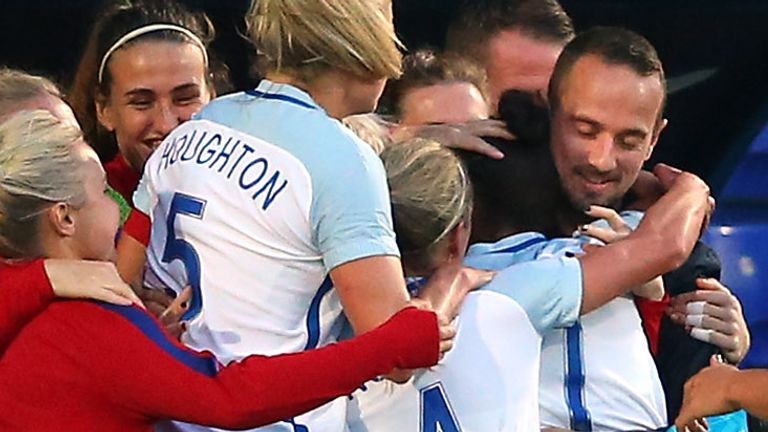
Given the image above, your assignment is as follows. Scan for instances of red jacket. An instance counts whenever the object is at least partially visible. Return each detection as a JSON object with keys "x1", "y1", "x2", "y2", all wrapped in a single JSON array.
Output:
[
  {"x1": 0, "y1": 260, "x2": 438, "y2": 431},
  {"x1": 104, "y1": 154, "x2": 140, "y2": 204},
  {"x1": 0, "y1": 259, "x2": 53, "y2": 355}
]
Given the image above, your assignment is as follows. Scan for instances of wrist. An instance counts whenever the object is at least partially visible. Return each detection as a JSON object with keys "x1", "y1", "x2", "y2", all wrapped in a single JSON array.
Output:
[{"x1": 725, "y1": 368, "x2": 749, "y2": 410}]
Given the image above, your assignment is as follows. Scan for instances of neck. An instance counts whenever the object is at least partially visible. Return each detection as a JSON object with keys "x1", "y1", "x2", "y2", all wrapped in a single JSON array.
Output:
[
  {"x1": 38, "y1": 226, "x2": 78, "y2": 260},
  {"x1": 265, "y1": 71, "x2": 362, "y2": 119}
]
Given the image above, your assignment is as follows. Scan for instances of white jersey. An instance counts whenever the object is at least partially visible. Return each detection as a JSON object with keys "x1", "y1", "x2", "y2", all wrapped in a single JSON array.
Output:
[
  {"x1": 347, "y1": 233, "x2": 583, "y2": 432},
  {"x1": 137, "y1": 80, "x2": 399, "y2": 432},
  {"x1": 538, "y1": 211, "x2": 668, "y2": 431}
]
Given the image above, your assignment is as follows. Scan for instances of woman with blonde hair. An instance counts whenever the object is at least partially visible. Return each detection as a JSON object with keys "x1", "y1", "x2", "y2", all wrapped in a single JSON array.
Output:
[
  {"x1": 0, "y1": 109, "x2": 450, "y2": 431},
  {"x1": 134, "y1": 1, "x2": 487, "y2": 431},
  {"x1": 0, "y1": 68, "x2": 145, "y2": 352}
]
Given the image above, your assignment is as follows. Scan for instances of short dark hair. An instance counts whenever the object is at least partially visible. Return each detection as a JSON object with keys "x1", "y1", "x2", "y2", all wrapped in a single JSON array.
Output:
[
  {"x1": 381, "y1": 49, "x2": 488, "y2": 116},
  {"x1": 455, "y1": 91, "x2": 567, "y2": 239},
  {"x1": 549, "y1": 26, "x2": 666, "y2": 115},
  {"x1": 446, "y1": 0, "x2": 574, "y2": 62}
]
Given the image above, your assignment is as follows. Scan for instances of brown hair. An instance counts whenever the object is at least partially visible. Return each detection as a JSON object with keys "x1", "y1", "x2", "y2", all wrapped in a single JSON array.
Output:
[
  {"x1": 548, "y1": 26, "x2": 666, "y2": 120},
  {"x1": 381, "y1": 49, "x2": 488, "y2": 116},
  {"x1": 68, "y1": 0, "x2": 215, "y2": 162},
  {"x1": 446, "y1": 0, "x2": 574, "y2": 63}
]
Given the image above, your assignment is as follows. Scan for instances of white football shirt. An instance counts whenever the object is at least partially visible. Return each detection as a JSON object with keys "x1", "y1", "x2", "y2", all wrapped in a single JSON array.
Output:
[
  {"x1": 347, "y1": 233, "x2": 583, "y2": 432},
  {"x1": 538, "y1": 211, "x2": 667, "y2": 431},
  {"x1": 137, "y1": 80, "x2": 399, "y2": 432}
]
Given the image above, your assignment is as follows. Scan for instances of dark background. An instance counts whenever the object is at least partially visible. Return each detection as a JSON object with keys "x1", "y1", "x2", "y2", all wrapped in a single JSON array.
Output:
[{"x1": 1, "y1": 0, "x2": 767, "y2": 193}]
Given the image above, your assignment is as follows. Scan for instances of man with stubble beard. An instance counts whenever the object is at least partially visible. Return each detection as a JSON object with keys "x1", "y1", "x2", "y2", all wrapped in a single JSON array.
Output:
[{"x1": 540, "y1": 27, "x2": 749, "y2": 431}]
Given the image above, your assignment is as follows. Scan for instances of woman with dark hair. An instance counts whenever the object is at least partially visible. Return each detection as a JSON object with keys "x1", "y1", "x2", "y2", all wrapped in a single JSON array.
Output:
[{"x1": 69, "y1": 0, "x2": 220, "y2": 202}]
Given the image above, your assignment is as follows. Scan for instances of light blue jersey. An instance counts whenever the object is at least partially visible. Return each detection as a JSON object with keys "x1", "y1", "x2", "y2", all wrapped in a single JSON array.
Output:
[
  {"x1": 138, "y1": 80, "x2": 398, "y2": 432},
  {"x1": 539, "y1": 210, "x2": 668, "y2": 431},
  {"x1": 348, "y1": 232, "x2": 583, "y2": 432}
]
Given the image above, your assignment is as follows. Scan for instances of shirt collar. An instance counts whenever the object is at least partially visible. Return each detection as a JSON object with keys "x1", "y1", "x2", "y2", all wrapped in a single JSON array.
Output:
[
  {"x1": 466, "y1": 232, "x2": 547, "y2": 257},
  {"x1": 251, "y1": 79, "x2": 322, "y2": 111}
]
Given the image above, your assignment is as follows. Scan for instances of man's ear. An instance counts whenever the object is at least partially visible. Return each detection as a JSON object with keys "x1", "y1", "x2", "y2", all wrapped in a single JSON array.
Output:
[
  {"x1": 95, "y1": 95, "x2": 115, "y2": 132},
  {"x1": 645, "y1": 117, "x2": 668, "y2": 161},
  {"x1": 46, "y1": 203, "x2": 76, "y2": 237}
]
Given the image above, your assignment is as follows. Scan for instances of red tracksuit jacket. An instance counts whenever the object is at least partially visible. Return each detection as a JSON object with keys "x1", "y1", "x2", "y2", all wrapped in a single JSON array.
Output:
[{"x1": 0, "y1": 259, "x2": 437, "y2": 431}]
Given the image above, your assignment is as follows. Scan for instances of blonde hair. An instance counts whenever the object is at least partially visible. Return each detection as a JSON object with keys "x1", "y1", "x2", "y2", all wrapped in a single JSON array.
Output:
[
  {"x1": 0, "y1": 69, "x2": 61, "y2": 121},
  {"x1": 247, "y1": 0, "x2": 403, "y2": 82},
  {"x1": 381, "y1": 138, "x2": 472, "y2": 269},
  {"x1": 342, "y1": 113, "x2": 394, "y2": 155},
  {"x1": 0, "y1": 110, "x2": 86, "y2": 258}
]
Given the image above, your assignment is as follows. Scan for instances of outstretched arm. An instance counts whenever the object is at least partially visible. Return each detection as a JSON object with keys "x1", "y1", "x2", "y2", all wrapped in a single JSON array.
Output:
[{"x1": 90, "y1": 305, "x2": 441, "y2": 427}]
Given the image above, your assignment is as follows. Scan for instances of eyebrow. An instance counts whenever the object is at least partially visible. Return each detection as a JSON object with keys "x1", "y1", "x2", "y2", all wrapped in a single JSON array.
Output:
[
  {"x1": 170, "y1": 83, "x2": 202, "y2": 95},
  {"x1": 568, "y1": 114, "x2": 601, "y2": 128},
  {"x1": 123, "y1": 83, "x2": 201, "y2": 99},
  {"x1": 569, "y1": 114, "x2": 649, "y2": 137},
  {"x1": 123, "y1": 88, "x2": 154, "y2": 98}
]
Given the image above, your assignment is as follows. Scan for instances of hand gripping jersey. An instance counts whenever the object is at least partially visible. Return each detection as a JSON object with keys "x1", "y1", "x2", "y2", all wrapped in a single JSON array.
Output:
[
  {"x1": 347, "y1": 233, "x2": 583, "y2": 432},
  {"x1": 136, "y1": 80, "x2": 399, "y2": 432},
  {"x1": 538, "y1": 211, "x2": 667, "y2": 431}
]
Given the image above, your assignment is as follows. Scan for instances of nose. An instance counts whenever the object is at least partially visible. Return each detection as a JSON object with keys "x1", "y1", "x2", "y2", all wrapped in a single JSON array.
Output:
[
  {"x1": 586, "y1": 135, "x2": 617, "y2": 173},
  {"x1": 153, "y1": 102, "x2": 182, "y2": 137}
]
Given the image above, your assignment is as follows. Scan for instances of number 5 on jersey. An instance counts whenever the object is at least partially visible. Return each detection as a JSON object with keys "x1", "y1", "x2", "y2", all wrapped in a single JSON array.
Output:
[{"x1": 163, "y1": 192, "x2": 207, "y2": 321}]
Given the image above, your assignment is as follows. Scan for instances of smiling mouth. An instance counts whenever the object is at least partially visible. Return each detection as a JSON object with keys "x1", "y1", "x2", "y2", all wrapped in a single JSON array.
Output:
[
  {"x1": 579, "y1": 177, "x2": 616, "y2": 192},
  {"x1": 144, "y1": 139, "x2": 164, "y2": 150}
]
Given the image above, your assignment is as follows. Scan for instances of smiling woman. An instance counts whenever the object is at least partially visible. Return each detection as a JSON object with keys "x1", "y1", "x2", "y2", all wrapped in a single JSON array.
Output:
[{"x1": 68, "y1": 0, "x2": 216, "y2": 202}]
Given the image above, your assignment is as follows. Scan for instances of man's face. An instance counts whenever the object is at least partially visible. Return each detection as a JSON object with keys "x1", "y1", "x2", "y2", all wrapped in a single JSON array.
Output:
[
  {"x1": 550, "y1": 54, "x2": 666, "y2": 209},
  {"x1": 485, "y1": 29, "x2": 564, "y2": 109}
]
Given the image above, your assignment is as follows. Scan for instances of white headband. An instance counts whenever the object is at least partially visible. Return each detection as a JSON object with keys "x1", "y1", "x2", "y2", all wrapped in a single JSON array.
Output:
[{"x1": 97, "y1": 23, "x2": 209, "y2": 84}]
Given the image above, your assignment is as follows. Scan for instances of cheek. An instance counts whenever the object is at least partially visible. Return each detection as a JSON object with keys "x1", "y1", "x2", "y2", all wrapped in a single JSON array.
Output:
[
  {"x1": 176, "y1": 104, "x2": 204, "y2": 123},
  {"x1": 115, "y1": 110, "x2": 151, "y2": 144},
  {"x1": 617, "y1": 152, "x2": 648, "y2": 178}
]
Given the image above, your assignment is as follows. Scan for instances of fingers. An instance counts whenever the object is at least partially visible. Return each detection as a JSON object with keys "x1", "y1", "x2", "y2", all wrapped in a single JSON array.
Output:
[
  {"x1": 136, "y1": 286, "x2": 174, "y2": 308},
  {"x1": 460, "y1": 267, "x2": 496, "y2": 292},
  {"x1": 461, "y1": 119, "x2": 516, "y2": 141},
  {"x1": 438, "y1": 320, "x2": 457, "y2": 356},
  {"x1": 578, "y1": 225, "x2": 624, "y2": 244},
  {"x1": 449, "y1": 135, "x2": 505, "y2": 160},
  {"x1": 159, "y1": 287, "x2": 192, "y2": 324},
  {"x1": 696, "y1": 277, "x2": 730, "y2": 294},
  {"x1": 105, "y1": 283, "x2": 144, "y2": 307},
  {"x1": 584, "y1": 205, "x2": 628, "y2": 232},
  {"x1": 687, "y1": 417, "x2": 708, "y2": 432},
  {"x1": 412, "y1": 121, "x2": 507, "y2": 159},
  {"x1": 653, "y1": 163, "x2": 684, "y2": 189},
  {"x1": 578, "y1": 205, "x2": 632, "y2": 244},
  {"x1": 669, "y1": 288, "x2": 736, "y2": 315},
  {"x1": 685, "y1": 314, "x2": 738, "y2": 336}
]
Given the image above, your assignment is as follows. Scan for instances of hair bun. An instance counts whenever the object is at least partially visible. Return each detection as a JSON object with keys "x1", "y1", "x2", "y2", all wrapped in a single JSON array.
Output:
[{"x1": 496, "y1": 90, "x2": 549, "y2": 145}]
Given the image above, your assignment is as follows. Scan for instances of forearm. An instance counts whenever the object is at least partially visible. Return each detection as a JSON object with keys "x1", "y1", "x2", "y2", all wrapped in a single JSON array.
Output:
[
  {"x1": 115, "y1": 307, "x2": 438, "y2": 427},
  {"x1": 728, "y1": 369, "x2": 768, "y2": 419},
  {"x1": 635, "y1": 179, "x2": 709, "y2": 268},
  {"x1": 579, "y1": 189, "x2": 705, "y2": 314}
]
